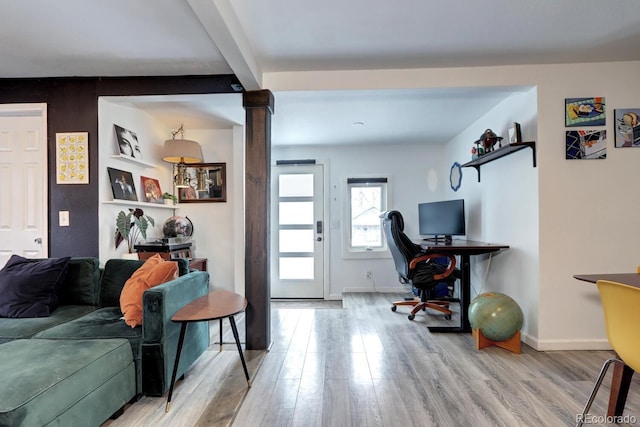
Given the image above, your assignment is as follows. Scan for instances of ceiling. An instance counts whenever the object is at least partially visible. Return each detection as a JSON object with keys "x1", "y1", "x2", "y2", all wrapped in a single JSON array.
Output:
[{"x1": 3, "y1": 0, "x2": 640, "y2": 146}]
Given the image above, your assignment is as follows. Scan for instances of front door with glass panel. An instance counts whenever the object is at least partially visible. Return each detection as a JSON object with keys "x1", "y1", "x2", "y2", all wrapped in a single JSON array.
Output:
[{"x1": 271, "y1": 164, "x2": 324, "y2": 298}]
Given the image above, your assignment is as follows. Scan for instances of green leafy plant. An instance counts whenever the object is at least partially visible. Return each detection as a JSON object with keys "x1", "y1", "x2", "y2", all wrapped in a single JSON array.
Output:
[
  {"x1": 162, "y1": 192, "x2": 177, "y2": 204},
  {"x1": 115, "y1": 208, "x2": 155, "y2": 253}
]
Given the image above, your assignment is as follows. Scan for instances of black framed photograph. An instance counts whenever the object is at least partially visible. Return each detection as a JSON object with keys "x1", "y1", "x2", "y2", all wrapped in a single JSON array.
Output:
[
  {"x1": 178, "y1": 163, "x2": 227, "y2": 203},
  {"x1": 107, "y1": 167, "x2": 138, "y2": 201},
  {"x1": 114, "y1": 124, "x2": 143, "y2": 160}
]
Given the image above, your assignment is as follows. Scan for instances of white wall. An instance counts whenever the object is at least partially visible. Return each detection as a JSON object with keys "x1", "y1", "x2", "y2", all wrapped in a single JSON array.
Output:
[
  {"x1": 273, "y1": 142, "x2": 445, "y2": 299},
  {"x1": 98, "y1": 99, "x2": 243, "y2": 294},
  {"x1": 265, "y1": 60, "x2": 640, "y2": 350},
  {"x1": 443, "y1": 88, "x2": 539, "y2": 345}
]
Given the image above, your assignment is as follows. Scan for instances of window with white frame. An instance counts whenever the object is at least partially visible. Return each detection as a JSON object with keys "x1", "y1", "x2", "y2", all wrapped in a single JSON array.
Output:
[{"x1": 345, "y1": 177, "x2": 388, "y2": 256}]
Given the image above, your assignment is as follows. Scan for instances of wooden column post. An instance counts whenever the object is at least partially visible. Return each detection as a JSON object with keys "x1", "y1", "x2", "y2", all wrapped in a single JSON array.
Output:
[{"x1": 242, "y1": 90, "x2": 274, "y2": 350}]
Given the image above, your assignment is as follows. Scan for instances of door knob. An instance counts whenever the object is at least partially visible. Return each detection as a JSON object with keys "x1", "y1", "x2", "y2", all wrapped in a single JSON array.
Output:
[
  {"x1": 316, "y1": 237, "x2": 322, "y2": 241},
  {"x1": 34, "y1": 237, "x2": 42, "y2": 244}
]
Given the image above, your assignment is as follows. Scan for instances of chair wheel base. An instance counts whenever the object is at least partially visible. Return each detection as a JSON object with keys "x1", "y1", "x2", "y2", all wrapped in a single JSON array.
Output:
[
  {"x1": 391, "y1": 305, "x2": 397, "y2": 312},
  {"x1": 408, "y1": 314, "x2": 415, "y2": 320}
]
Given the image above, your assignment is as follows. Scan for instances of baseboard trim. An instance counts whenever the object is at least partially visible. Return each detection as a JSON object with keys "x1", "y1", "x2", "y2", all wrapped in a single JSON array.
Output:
[
  {"x1": 341, "y1": 287, "x2": 410, "y2": 294},
  {"x1": 524, "y1": 335, "x2": 612, "y2": 351}
]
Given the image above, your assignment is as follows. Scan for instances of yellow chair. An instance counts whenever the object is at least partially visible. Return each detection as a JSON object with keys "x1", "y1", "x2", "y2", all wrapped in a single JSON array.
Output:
[{"x1": 576, "y1": 280, "x2": 640, "y2": 426}]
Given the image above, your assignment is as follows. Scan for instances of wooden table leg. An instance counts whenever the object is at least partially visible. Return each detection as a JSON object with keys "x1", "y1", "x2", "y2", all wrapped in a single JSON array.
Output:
[
  {"x1": 229, "y1": 315, "x2": 251, "y2": 387},
  {"x1": 165, "y1": 323, "x2": 188, "y2": 412},
  {"x1": 607, "y1": 362, "x2": 634, "y2": 417}
]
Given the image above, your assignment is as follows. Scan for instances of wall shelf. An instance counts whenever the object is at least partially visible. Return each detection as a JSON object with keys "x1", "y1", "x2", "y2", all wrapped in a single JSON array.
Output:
[
  {"x1": 102, "y1": 200, "x2": 177, "y2": 210},
  {"x1": 461, "y1": 141, "x2": 536, "y2": 182},
  {"x1": 109, "y1": 154, "x2": 156, "y2": 168}
]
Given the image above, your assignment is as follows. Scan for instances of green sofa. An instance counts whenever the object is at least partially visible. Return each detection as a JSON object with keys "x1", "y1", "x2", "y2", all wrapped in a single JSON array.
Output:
[{"x1": 0, "y1": 257, "x2": 210, "y2": 397}]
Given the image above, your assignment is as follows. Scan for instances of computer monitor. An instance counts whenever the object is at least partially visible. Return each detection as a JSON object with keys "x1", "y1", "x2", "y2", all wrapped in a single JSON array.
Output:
[{"x1": 418, "y1": 199, "x2": 465, "y2": 242}]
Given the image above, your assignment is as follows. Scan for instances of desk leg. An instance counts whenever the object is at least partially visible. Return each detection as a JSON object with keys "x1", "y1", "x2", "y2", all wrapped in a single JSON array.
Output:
[
  {"x1": 427, "y1": 254, "x2": 471, "y2": 333},
  {"x1": 607, "y1": 361, "x2": 634, "y2": 417},
  {"x1": 229, "y1": 315, "x2": 251, "y2": 387},
  {"x1": 165, "y1": 323, "x2": 187, "y2": 412}
]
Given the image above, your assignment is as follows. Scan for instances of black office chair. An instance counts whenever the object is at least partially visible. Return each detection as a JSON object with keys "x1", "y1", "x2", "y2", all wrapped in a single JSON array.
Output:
[{"x1": 380, "y1": 210, "x2": 460, "y2": 321}]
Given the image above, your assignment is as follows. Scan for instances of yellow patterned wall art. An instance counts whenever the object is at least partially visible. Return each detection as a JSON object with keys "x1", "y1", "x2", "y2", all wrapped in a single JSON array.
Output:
[{"x1": 56, "y1": 132, "x2": 89, "y2": 184}]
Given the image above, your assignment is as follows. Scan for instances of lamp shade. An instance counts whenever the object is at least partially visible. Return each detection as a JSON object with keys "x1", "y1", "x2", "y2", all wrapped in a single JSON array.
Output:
[{"x1": 162, "y1": 139, "x2": 203, "y2": 164}]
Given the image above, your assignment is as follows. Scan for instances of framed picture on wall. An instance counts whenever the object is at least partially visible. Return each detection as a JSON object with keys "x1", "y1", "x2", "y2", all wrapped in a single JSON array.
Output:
[
  {"x1": 565, "y1": 130, "x2": 607, "y2": 160},
  {"x1": 614, "y1": 109, "x2": 640, "y2": 147},
  {"x1": 565, "y1": 97, "x2": 606, "y2": 127},
  {"x1": 177, "y1": 163, "x2": 227, "y2": 203}
]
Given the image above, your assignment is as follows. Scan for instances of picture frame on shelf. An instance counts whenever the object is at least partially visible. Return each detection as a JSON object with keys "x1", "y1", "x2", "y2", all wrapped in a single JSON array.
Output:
[
  {"x1": 140, "y1": 176, "x2": 163, "y2": 204},
  {"x1": 508, "y1": 122, "x2": 522, "y2": 144},
  {"x1": 114, "y1": 124, "x2": 143, "y2": 160},
  {"x1": 178, "y1": 163, "x2": 227, "y2": 203},
  {"x1": 107, "y1": 167, "x2": 138, "y2": 201}
]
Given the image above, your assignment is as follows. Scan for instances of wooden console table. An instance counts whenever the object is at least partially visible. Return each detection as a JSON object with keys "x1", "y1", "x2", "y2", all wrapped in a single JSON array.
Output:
[{"x1": 137, "y1": 251, "x2": 207, "y2": 272}]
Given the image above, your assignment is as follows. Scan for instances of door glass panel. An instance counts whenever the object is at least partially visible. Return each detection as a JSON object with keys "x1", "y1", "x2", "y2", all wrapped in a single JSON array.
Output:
[
  {"x1": 279, "y1": 201, "x2": 314, "y2": 224},
  {"x1": 280, "y1": 230, "x2": 314, "y2": 252},
  {"x1": 279, "y1": 174, "x2": 313, "y2": 197},
  {"x1": 279, "y1": 257, "x2": 314, "y2": 279}
]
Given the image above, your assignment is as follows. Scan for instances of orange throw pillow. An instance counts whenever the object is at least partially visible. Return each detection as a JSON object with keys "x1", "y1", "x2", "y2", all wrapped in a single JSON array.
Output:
[{"x1": 119, "y1": 254, "x2": 178, "y2": 328}]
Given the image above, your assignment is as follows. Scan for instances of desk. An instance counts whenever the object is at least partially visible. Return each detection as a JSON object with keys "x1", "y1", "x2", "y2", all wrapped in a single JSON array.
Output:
[
  {"x1": 574, "y1": 273, "x2": 640, "y2": 418},
  {"x1": 419, "y1": 240, "x2": 509, "y2": 333},
  {"x1": 165, "y1": 289, "x2": 250, "y2": 412}
]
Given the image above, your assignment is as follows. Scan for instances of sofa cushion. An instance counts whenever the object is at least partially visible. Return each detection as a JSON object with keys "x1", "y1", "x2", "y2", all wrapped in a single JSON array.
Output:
[
  {"x1": 0, "y1": 338, "x2": 135, "y2": 427},
  {"x1": 0, "y1": 255, "x2": 70, "y2": 318},
  {"x1": 100, "y1": 259, "x2": 145, "y2": 308},
  {"x1": 100, "y1": 258, "x2": 189, "y2": 308},
  {"x1": 0, "y1": 305, "x2": 97, "y2": 344},
  {"x1": 120, "y1": 254, "x2": 178, "y2": 328},
  {"x1": 58, "y1": 257, "x2": 101, "y2": 306},
  {"x1": 32, "y1": 307, "x2": 145, "y2": 393}
]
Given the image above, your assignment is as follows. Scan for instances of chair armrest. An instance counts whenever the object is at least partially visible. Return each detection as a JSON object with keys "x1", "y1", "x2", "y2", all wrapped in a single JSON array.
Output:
[
  {"x1": 409, "y1": 253, "x2": 457, "y2": 281},
  {"x1": 141, "y1": 270, "x2": 209, "y2": 343}
]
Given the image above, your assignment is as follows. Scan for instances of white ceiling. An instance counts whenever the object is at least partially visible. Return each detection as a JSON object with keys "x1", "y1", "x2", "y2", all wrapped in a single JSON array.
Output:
[{"x1": 3, "y1": 0, "x2": 640, "y2": 146}]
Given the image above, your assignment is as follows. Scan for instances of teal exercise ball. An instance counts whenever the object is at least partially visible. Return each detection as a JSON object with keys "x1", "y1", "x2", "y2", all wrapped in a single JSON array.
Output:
[{"x1": 468, "y1": 292, "x2": 524, "y2": 342}]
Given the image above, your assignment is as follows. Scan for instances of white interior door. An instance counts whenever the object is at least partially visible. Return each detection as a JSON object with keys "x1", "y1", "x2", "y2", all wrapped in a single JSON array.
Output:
[
  {"x1": 271, "y1": 164, "x2": 324, "y2": 298},
  {"x1": 0, "y1": 104, "x2": 48, "y2": 268}
]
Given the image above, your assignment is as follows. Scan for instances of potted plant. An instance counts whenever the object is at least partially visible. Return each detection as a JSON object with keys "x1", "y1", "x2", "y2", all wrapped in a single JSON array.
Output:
[
  {"x1": 162, "y1": 192, "x2": 177, "y2": 205},
  {"x1": 115, "y1": 208, "x2": 155, "y2": 253}
]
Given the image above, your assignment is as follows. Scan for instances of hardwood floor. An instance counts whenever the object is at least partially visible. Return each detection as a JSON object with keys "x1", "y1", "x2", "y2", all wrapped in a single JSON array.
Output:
[{"x1": 105, "y1": 293, "x2": 640, "y2": 427}]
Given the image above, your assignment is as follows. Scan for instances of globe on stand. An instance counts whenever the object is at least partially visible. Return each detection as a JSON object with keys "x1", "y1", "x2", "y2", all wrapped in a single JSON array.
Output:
[
  {"x1": 162, "y1": 216, "x2": 193, "y2": 241},
  {"x1": 468, "y1": 292, "x2": 524, "y2": 353}
]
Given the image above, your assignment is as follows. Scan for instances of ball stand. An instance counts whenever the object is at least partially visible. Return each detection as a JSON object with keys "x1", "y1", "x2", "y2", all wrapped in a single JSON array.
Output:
[{"x1": 472, "y1": 328, "x2": 521, "y2": 354}]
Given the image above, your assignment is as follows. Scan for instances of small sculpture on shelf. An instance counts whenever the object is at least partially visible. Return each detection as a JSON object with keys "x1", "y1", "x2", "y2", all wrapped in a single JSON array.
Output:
[{"x1": 473, "y1": 129, "x2": 503, "y2": 158}]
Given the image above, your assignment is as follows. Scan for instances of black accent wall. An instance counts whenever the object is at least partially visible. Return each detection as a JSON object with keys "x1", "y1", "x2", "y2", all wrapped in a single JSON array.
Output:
[{"x1": 0, "y1": 75, "x2": 242, "y2": 257}]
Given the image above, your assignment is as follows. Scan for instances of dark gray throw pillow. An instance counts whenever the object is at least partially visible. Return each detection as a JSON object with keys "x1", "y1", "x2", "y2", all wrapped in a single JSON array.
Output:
[{"x1": 0, "y1": 255, "x2": 71, "y2": 318}]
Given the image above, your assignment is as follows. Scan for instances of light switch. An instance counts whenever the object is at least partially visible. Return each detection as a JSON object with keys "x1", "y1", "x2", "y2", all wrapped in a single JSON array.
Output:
[{"x1": 59, "y1": 211, "x2": 70, "y2": 227}]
